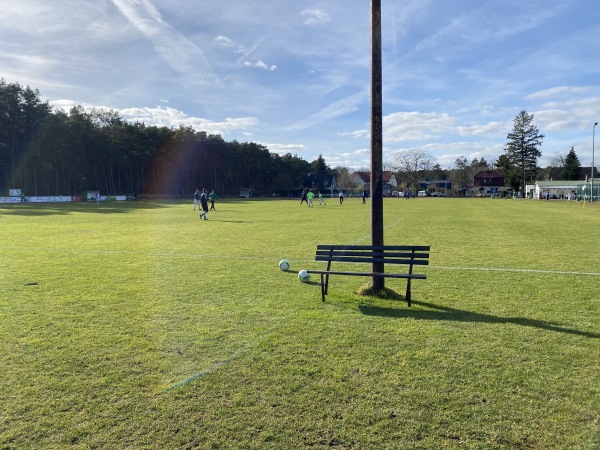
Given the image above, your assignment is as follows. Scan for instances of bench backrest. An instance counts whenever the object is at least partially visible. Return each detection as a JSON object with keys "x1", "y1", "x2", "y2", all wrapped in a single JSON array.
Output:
[{"x1": 315, "y1": 244, "x2": 430, "y2": 266}]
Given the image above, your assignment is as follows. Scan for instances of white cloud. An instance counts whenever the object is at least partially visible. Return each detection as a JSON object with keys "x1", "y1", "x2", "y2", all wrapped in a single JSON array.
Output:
[
  {"x1": 534, "y1": 98, "x2": 600, "y2": 132},
  {"x1": 0, "y1": 52, "x2": 56, "y2": 74},
  {"x1": 457, "y1": 121, "x2": 508, "y2": 137},
  {"x1": 339, "y1": 129, "x2": 369, "y2": 139},
  {"x1": 287, "y1": 91, "x2": 367, "y2": 131},
  {"x1": 261, "y1": 143, "x2": 307, "y2": 155},
  {"x1": 120, "y1": 107, "x2": 259, "y2": 135},
  {"x1": 301, "y1": 9, "x2": 331, "y2": 26},
  {"x1": 52, "y1": 101, "x2": 258, "y2": 136},
  {"x1": 213, "y1": 35, "x2": 239, "y2": 49},
  {"x1": 243, "y1": 60, "x2": 277, "y2": 71},
  {"x1": 383, "y1": 112, "x2": 456, "y2": 142},
  {"x1": 526, "y1": 86, "x2": 594, "y2": 100}
]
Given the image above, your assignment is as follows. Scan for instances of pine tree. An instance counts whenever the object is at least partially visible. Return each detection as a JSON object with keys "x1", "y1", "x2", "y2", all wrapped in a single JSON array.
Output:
[
  {"x1": 310, "y1": 154, "x2": 330, "y2": 174},
  {"x1": 504, "y1": 110, "x2": 544, "y2": 189},
  {"x1": 494, "y1": 154, "x2": 519, "y2": 189},
  {"x1": 561, "y1": 146, "x2": 581, "y2": 180}
]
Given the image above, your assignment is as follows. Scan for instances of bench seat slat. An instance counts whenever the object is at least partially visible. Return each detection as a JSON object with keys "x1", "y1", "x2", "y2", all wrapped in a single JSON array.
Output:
[
  {"x1": 308, "y1": 270, "x2": 426, "y2": 279},
  {"x1": 315, "y1": 251, "x2": 429, "y2": 259},
  {"x1": 315, "y1": 256, "x2": 429, "y2": 265},
  {"x1": 316, "y1": 244, "x2": 430, "y2": 251}
]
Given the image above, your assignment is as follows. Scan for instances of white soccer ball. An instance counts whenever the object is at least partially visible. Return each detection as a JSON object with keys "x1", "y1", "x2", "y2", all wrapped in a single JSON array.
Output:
[
  {"x1": 298, "y1": 269, "x2": 310, "y2": 283},
  {"x1": 279, "y1": 259, "x2": 290, "y2": 271}
]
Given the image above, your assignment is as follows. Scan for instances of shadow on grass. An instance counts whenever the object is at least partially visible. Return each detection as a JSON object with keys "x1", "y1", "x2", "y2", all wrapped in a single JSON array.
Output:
[
  {"x1": 0, "y1": 198, "x2": 271, "y2": 217},
  {"x1": 0, "y1": 201, "x2": 172, "y2": 216},
  {"x1": 359, "y1": 300, "x2": 600, "y2": 339}
]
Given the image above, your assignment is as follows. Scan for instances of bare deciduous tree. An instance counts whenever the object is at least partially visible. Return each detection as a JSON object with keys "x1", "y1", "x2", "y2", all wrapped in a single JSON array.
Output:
[
  {"x1": 332, "y1": 166, "x2": 356, "y2": 189},
  {"x1": 390, "y1": 150, "x2": 432, "y2": 195}
]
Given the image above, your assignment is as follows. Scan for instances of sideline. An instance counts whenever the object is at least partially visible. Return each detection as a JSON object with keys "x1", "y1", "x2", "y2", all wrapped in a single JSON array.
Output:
[
  {"x1": 4, "y1": 246, "x2": 600, "y2": 277},
  {"x1": 430, "y1": 265, "x2": 600, "y2": 277}
]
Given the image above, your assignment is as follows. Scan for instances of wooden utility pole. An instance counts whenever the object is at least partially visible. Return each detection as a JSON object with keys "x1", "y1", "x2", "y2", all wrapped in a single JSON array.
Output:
[{"x1": 371, "y1": 0, "x2": 384, "y2": 289}]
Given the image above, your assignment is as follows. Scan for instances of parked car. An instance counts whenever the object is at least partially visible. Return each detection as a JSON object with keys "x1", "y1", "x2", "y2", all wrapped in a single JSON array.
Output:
[
  {"x1": 418, "y1": 190, "x2": 431, "y2": 197},
  {"x1": 431, "y1": 192, "x2": 445, "y2": 197}
]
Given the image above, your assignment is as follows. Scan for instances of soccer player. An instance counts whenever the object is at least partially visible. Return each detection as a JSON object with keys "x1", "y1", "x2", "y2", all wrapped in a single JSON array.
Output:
[
  {"x1": 209, "y1": 190, "x2": 217, "y2": 210},
  {"x1": 318, "y1": 192, "x2": 327, "y2": 205},
  {"x1": 199, "y1": 189, "x2": 209, "y2": 220},
  {"x1": 193, "y1": 189, "x2": 200, "y2": 210},
  {"x1": 300, "y1": 190, "x2": 308, "y2": 206},
  {"x1": 307, "y1": 190, "x2": 315, "y2": 207}
]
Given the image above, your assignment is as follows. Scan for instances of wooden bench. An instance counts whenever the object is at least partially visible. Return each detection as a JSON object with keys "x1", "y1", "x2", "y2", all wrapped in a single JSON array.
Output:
[{"x1": 308, "y1": 244, "x2": 430, "y2": 306}]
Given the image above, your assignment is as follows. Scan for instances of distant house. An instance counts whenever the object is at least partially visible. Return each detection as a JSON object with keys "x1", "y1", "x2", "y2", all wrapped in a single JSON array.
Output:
[
  {"x1": 350, "y1": 171, "x2": 398, "y2": 195},
  {"x1": 418, "y1": 179, "x2": 452, "y2": 192},
  {"x1": 473, "y1": 170, "x2": 504, "y2": 195},
  {"x1": 302, "y1": 174, "x2": 337, "y2": 193}
]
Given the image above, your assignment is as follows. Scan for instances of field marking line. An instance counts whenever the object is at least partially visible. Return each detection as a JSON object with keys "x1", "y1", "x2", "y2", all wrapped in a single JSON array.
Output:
[
  {"x1": 159, "y1": 323, "x2": 284, "y2": 394},
  {"x1": 4, "y1": 246, "x2": 599, "y2": 277},
  {"x1": 430, "y1": 265, "x2": 600, "y2": 277},
  {"x1": 160, "y1": 362, "x2": 226, "y2": 393},
  {"x1": 0, "y1": 246, "x2": 285, "y2": 262}
]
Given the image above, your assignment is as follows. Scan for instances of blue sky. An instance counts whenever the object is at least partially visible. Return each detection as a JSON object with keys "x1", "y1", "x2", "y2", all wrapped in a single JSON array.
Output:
[{"x1": 2, "y1": 0, "x2": 599, "y2": 169}]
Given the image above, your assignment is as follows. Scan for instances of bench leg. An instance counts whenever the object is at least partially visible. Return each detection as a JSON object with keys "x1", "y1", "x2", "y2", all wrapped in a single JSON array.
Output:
[
  {"x1": 320, "y1": 274, "x2": 326, "y2": 302},
  {"x1": 406, "y1": 279, "x2": 412, "y2": 307}
]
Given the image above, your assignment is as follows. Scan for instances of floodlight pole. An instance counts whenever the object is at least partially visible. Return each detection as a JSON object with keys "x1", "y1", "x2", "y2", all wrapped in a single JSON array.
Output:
[
  {"x1": 371, "y1": 0, "x2": 384, "y2": 290},
  {"x1": 592, "y1": 122, "x2": 598, "y2": 202}
]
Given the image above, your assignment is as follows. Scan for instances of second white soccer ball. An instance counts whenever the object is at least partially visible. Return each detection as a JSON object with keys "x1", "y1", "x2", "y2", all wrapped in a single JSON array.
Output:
[
  {"x1": 298, "y1": 269, "x2": 310, "y2": 283},
  {"x1": 278, "y1": 259, "x2": 290, "y2": 271}
]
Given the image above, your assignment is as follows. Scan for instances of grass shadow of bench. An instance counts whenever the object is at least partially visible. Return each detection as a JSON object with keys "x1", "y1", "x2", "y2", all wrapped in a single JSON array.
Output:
[{"x1": 359, "y1": 300, "x2": 600, "y2": 339}]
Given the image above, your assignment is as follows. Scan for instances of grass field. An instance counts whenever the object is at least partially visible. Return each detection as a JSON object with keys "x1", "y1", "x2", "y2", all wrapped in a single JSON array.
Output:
[{"x1": 1, "y1": 196, "x2": 599, "y2": 449}]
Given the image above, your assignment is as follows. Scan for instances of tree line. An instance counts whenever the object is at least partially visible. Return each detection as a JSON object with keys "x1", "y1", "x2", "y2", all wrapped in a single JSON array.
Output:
[
  {"x1": 1, "y1": 79, "x2": 579, "y2": 197},
  {"x1": 0, "y1": 79, "x2": 318, "y2": 197}
]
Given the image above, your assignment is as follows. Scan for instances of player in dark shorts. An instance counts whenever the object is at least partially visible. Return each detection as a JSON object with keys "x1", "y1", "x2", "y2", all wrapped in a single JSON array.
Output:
[
  {"x1": 300, "y1": 190, "x2": 308, "y2": 206},
  {"x1": 199, "y1": 189, "x2": 209, "y2": 220}
]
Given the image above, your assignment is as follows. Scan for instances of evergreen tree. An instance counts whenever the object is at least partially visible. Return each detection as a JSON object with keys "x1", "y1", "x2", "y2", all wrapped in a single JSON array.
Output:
[
  {"x1": 495, "y1": 154, "x2": 519, "y2": 189},
  {"x1": 310, "y1": 154, "x2": 330, "y2": 174},
  {"x1": 503, "y1": 110, "x2": 544, "y2": 189},
  {"x1": 428, "y1": 163, "x2": 447, "y2": 180},
  {"x1": 0, "y1": 79, "x2": 321, "y2": 197},
  {"x1": 0, "y1": 80, "x2": 51, "y2": 190},
  {"x1": 561, "y1": 146, "x2": 581, "y2": 180}
]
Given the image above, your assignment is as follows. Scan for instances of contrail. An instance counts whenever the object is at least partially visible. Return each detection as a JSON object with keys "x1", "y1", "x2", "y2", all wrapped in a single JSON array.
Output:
[{"x1": 110, "y1": 0, "x2": 220, "y2": 84}]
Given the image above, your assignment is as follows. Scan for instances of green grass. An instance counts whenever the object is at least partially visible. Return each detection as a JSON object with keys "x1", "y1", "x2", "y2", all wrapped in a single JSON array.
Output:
[{"x1": 0, "y1": 197, "x2": 599, "y2": 449}]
